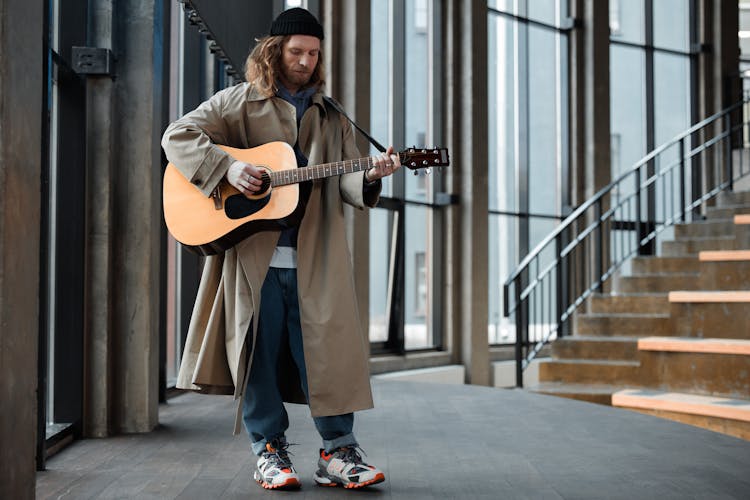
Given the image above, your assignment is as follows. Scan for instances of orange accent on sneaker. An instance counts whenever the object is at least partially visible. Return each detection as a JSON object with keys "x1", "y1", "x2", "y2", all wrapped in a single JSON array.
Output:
[
  {"x1": 256, "y1": 476, "x2": 301, "y2": 490},
  {"x1": 344, "y1": 472, "x2": 386, "y2": 489}
]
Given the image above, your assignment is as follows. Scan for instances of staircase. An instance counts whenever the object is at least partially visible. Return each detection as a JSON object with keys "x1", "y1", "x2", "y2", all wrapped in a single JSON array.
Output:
[{"x1": 531, "y1": 190, "x2": 750, "y2": 440}]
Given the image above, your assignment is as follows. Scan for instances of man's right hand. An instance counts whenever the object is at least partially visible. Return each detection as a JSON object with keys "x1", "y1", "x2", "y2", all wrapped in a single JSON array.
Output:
[{"x1": 226, "y1": 160, "x2": 266, "y2": 197}]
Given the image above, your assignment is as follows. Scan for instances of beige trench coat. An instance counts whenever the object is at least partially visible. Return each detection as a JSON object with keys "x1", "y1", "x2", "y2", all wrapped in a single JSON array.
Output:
[{"x1": 161, "y1": 82, "x2": 378, "y2": 433}]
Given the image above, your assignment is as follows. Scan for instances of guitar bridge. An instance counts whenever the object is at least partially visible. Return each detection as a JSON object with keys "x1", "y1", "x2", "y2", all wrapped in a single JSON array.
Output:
[{"x1": 211, "y1": 185, "x2": 223, "y2": 210}]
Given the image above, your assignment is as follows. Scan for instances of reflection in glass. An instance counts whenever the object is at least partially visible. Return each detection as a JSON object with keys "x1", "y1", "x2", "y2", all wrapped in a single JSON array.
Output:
[
  {"x1": 405, "y1": 0, "x2": 432, "y2": 202},
  {"x1": 368, "y1": 208, "x2": 391, "y2": 343},
  {"x1": 405, "y1": 206, "x2": 433, "y2": 349}
]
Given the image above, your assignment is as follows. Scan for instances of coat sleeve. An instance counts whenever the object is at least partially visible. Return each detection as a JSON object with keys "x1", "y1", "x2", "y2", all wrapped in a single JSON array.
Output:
[
  {"x1": 338, "y1": 114, "x2": 381, "y2": 209},
  {"x1": 161, "y1": 88, "x2": 237, "y2": 197}
]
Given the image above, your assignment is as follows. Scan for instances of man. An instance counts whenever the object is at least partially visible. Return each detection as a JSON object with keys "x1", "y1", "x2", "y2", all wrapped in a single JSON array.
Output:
[{"x1": 161, "y1": 7, "x2": 400, "y2": 491}]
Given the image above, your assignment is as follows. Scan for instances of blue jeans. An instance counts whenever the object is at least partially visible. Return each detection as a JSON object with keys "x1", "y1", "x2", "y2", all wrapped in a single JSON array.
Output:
[{"x1": 242, "y1": 267, "x2": 357, "y2": 456}]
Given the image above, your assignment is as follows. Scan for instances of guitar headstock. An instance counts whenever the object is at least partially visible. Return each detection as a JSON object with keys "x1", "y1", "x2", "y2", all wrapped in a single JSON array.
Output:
[{"x1": 399, "y1": 147, "x2": 450, "y2": 171}]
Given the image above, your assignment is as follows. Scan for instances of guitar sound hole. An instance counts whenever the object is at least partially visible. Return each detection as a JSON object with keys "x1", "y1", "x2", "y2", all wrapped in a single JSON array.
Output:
[{"x1": 258, "y1": 171, "x2": 271, "y2": 195}]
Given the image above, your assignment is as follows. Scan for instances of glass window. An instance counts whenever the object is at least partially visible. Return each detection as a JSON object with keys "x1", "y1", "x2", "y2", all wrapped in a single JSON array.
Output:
[
  {"x1": 654, "y1": 52, "x2": 691, "y2": 221},
  {"x1": 609, "y1": 0, "x2": 645, "y2": 44},
  {"x1": 370, "y1": 0, "x2": 392, "y2": 196},
  {"x1": 527, "y1": 0, "x2": 560, "y2": 26},
  {"x1": 405, "y1": 206, "x2": 433, "y2": 349},
  {"x1": 488, "y1": 214, "x2": 518, "y2": 344},
  {"x1": 370, "y1": 0, "x2": 441, "y2": 353},
  {"x1": 487, "y1": 2, "x2": 569, "y2": 345},
  {"x1": 653, "y1": 0, "x2": 690, "y2": 51},
  {"x1": 528, "y1": 25, "x2": 560, "y2": 215},
  {"x1": 405, "y1": 0, "x2": 432, "y2": 203},
  {"x1": 488, "y1": 14, "x2": 517, "y2": 213},
  {"x1": 610, "y1": 45, "x2": 646, "y2": 180},
  {"x1": 368, "y1": 208, "x2": 392, "y2": 343}
]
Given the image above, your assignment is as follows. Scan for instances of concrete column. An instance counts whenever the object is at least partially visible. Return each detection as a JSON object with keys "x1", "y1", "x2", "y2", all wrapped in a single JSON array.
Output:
[
  {"x1": 698, "y1": 0, "x2": 740, "y2": 119},
  {"x1": 570, "y1": 0, "x2": 610, "y2": 206},
  {"x1": 108, "y1": 0, "x2": 167, "y2": 433},
  {"x1": 322, "y1": 0, "x2": 373, "y2": 346},
  {"x1": 0, "y1": 0, "x2": 43, "y2": 496},
  {"x1": 697, "y1": 0, "x2": 740, "y2": 191},
  {"x1": 444, "y1": 1, "x2": 490, "y2": 385},
  {"x1": 83, "y1": 0, "x2": 116, "y2": 438}
]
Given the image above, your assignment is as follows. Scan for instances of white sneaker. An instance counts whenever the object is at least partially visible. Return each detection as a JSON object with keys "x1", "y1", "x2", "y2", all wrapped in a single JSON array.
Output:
[
  {"x1": 313, "y1": 446, "x2": 385, "y2": 489},
  {"x1": 254, "y1": 441, "x2": 301, "y2": 490}
]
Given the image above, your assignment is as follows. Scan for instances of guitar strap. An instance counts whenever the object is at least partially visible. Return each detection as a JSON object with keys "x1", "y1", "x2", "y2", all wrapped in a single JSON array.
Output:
[{"x1": 323, "y1": 96, "x2": 387, "y2": 153}]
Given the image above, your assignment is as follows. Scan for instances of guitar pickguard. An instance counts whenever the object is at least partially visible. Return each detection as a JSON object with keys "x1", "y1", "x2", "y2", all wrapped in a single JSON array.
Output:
[{"x1": 225, "y1": 193, "x2": 272, "y2": 220}]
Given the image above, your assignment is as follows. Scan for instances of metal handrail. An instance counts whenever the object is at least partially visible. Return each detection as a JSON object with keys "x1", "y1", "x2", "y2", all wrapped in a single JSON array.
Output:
[{"x1": 503, "y1": 96, "x2": 750, "y2": 387}]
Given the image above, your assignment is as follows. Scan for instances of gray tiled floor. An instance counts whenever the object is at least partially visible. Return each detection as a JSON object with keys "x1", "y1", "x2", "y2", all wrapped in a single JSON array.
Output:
[{"x1": 37, "y1": 380, "x2": 750, "y2": 499}]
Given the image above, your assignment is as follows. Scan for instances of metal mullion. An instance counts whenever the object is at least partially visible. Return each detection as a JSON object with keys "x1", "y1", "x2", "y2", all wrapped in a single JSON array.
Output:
[
  {"x1": 388, "y1": 0, "x2": 406, "y2": 352},
  {"x1": 487, "y1": 6, "x2": 572, "y2": 33},
  {"x1": 558, "y1": 16, "x2": 570, "y2": 218},
  {"x1": 689, "y1": 0, "x2": 700, "y2": 220},
  {"x1": 644, "y1": 0, "x2": 656, "y2": 255},
  {"x1": 610, "y1": 38, "x2": 697, "y2": 58},
  {"x1": 428, "y1": 0, "x2": 443, "y2": 350},
  {"x1": 37, "y1": 0, "x2": 54, "y2": 471},
  {"x1": 517, "y1": 1, "x2": 531, "y2": 267}
]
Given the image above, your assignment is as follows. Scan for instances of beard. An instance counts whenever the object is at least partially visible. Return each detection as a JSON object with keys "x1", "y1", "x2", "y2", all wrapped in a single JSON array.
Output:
[{"x1": 281, "y1": 66, "x2": 313, "y2": 88}]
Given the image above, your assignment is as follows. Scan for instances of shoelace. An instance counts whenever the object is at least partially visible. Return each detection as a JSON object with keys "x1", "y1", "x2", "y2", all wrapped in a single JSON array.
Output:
[
  {"x1": 263, "y1": 442, "x2": 296, "y2": 469},
  {"x1": 338, "y1": 446, "x2": 367, "y2": 465}
]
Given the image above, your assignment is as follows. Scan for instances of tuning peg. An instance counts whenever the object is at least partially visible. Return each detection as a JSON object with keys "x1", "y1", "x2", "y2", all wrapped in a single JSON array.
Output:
[{"x1": 425, "y1": 168, "x2": 431, "y2": 175}]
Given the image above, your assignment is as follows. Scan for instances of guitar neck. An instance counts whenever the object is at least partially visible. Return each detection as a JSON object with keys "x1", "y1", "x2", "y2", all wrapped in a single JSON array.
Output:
[{"x1": 269, "y1": 156, "x2": 380, "y2": 187}]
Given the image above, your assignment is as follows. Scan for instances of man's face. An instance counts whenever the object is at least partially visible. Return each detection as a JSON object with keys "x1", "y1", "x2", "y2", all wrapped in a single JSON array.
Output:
[{"x1": 278, "y1": 35, "x2": 320, "y2": 93}]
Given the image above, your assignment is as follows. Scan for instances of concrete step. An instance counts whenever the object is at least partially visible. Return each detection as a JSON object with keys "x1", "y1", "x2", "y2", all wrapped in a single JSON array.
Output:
[
  {"x1": 705, "y1": 204, "x2": 750, "y2": 220},
  {"x1": 697, "y1": 255, "x2": 750, "y2": 289},
  {"x1": 669, "y1": 292, "x2": 750, "y2": 339},
  {"x1": 528, "y1": 382, "x2": 625, "y2": 405},
  {"x1": 638, "y1": 347, "x2": 750, "y2": 398},
  {"x1": 615, "y1": 273, "x2": 701, "y2": 293},
  {"x1": 552, "y1": 336, "x2": 639, "y2": 361},
  {"x1": 661, "y1": 236, "x2": 737, "y2": 256},
  {"x1": 714, "y1": 190, "x2": 750, "y2": 207},
  {"x1": 612, "y1": 389, "x2": 750, "y2": 440},
  {"x1": 589, "y1": 293, "x2": 669, "y2": 314},
  {"x1": 538, "y1": 358, "x2": 641, "y2": 385},
  {"x1": 575, "y1": 313, "x2": 671, "y2": 336},
  {"x1": 674, "y1": 219, "x2": 735, "y2": 239},
  {"x1": 630, "y1": 256, "x2": 700, "y2": 274}
]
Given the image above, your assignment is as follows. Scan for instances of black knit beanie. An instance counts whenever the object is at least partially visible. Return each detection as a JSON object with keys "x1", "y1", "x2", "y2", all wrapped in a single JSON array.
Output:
[{"x1": 270, "y1": 8, "x2": 324, "y2": 40}]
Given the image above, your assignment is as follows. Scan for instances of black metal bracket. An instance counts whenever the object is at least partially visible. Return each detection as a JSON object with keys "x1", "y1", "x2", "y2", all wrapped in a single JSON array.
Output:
[
  {"x1": 434, "y1": 192, "x2": 460, "y2": 206},
  {"x1": 71, "y1": 47, "x2": 115, "y2": 77}
]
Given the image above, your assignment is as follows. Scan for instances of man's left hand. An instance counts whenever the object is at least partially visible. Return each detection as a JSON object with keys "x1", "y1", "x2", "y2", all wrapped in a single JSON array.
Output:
[{"x1": 365, "y1": 146, "x2": 401, "y2": 182}]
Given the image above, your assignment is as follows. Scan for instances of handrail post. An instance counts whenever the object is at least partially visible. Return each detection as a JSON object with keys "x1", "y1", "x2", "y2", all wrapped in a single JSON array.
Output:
[
  {"x1": 725, "y1": 113, "x2": 734, "y2": 191},
  {"x1": 555, "y1": 232, "x2": 564, "y2": 339},
  {"x1": 514, "y1": 276, "x2": 524, "y2": 388},
  {"x1": 679, "y1": 138, "x2": 686, "y2": 222},
  {"x1": 636, "y1": 167, "x2": 643, "y2": 254},
  {"x1": 594, "y1": 199, "x2": 603, "y2": 291}
]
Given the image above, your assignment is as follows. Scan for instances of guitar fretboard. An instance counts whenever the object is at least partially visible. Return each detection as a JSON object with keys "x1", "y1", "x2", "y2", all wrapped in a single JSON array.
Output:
[{"x1": 269, "y1": 156, "x2": 379, "y2": 187}]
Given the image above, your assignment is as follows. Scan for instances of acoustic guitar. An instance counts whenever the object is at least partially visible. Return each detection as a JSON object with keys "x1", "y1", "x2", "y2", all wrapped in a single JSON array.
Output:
[{"x1": 163, "y1": 141, "x2": 450, "y2": 255}]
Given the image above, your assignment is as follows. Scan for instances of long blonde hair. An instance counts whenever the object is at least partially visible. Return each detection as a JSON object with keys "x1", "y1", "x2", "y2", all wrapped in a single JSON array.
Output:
[{"x1": 244, "y1": 35, "x2": 326, "y2": 97}]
